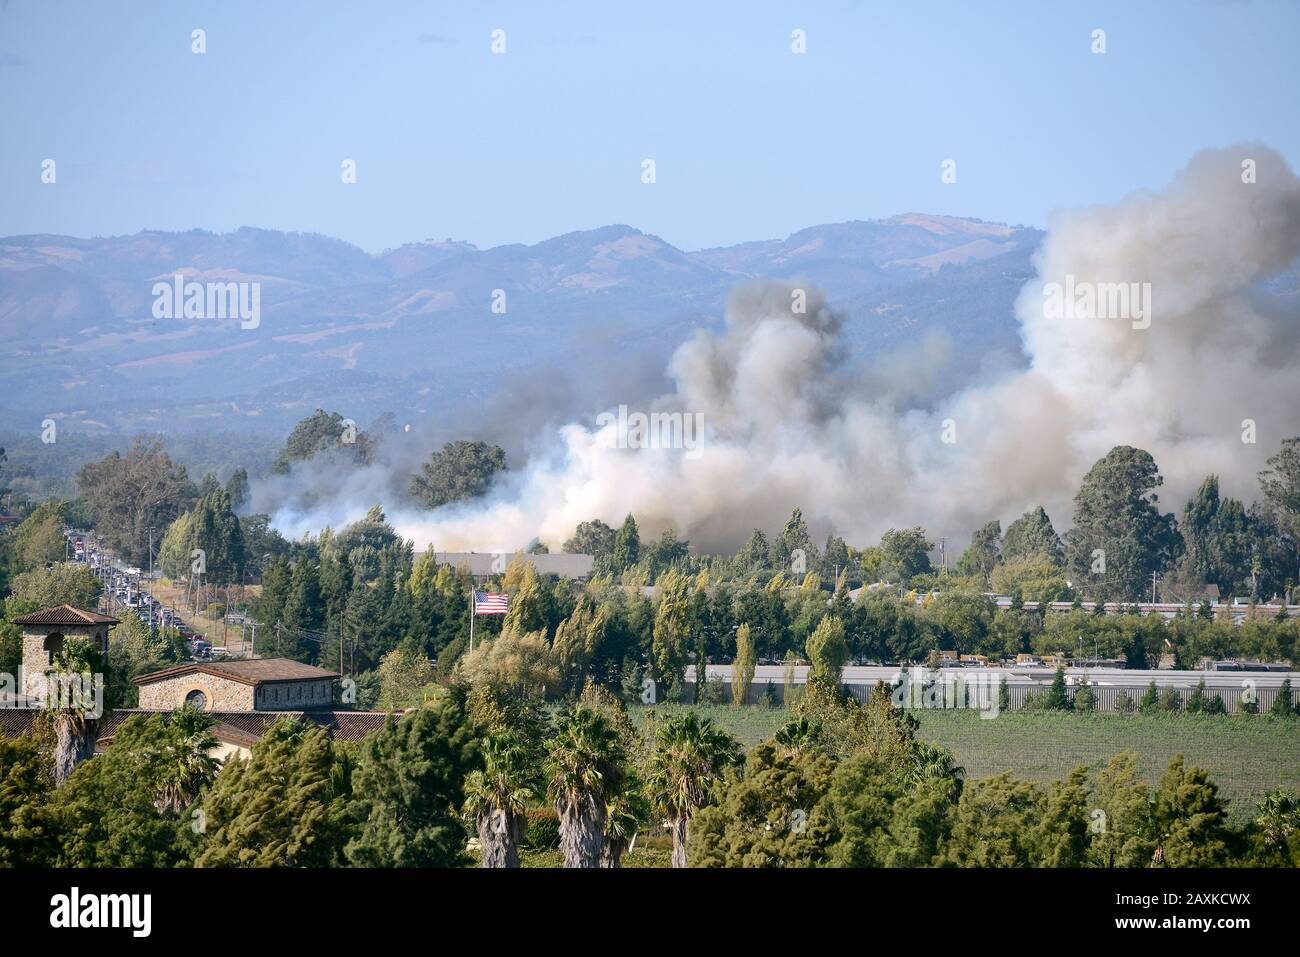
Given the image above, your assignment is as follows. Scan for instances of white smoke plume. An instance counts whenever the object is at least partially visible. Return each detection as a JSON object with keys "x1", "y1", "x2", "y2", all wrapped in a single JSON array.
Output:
[{"x1": 268, "y1": 145, "x2": 1300, "y2": 554}]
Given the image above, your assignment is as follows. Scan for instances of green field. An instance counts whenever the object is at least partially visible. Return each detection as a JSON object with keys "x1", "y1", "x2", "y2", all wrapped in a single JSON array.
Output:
[{"x1": 629, "y1": 705, "x2": 1300, "y2": 819}]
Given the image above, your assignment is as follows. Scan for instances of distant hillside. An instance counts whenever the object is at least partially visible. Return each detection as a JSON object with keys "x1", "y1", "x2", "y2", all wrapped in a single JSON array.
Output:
[{"x1": 0, "y1": 216, "x2": 1043, "y2": 441}]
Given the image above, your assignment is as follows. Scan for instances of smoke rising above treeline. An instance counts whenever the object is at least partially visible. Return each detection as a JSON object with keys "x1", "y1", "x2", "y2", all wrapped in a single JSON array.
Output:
[{"x1": 260, "y1": 145, "x2": 1300, "y2": 555}]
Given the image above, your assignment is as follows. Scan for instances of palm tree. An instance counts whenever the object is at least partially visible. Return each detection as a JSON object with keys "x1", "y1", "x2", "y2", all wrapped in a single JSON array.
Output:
[
  {"x1": 646, "y1": 712, "x2": 741, "y2": 867},
  {"x1": 463, "y1": 689, "x2": 547, "y2": 868},
  {"x1": 907, "y1": 742, "x2": 965, "y2": 788},
  {"x1": 602, "y1": 771, "x2": 649, "y2": 868},
  {"x1": 45, "y1": 637, "x2": 105, "y2": 785},
  {"x1": 774, "y1": 716, "x2": 822, "y2": 755},
  {"x1": 544, "y1": 705, "x2": 628, "y2": 868},
  {"x1": 1254, "y1": 789, "x2": 1300, "y2": 848},
  {"x1": 464, "y1": 732, "x2": 545, "y2": 867},
  {"x1": 154, "y1": 707, "x2": 220, "y2": 813}
]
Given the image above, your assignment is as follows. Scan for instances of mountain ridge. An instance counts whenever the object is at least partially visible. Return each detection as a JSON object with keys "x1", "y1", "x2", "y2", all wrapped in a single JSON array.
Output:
[{"x1": 0, "y1": 215, "x2": 1044, "y2": 439}]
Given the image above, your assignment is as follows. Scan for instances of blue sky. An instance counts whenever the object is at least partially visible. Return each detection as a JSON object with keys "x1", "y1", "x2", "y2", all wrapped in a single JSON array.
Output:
[{"x1": 2, "y1": 0, "x2": 1298, "y2": 252}]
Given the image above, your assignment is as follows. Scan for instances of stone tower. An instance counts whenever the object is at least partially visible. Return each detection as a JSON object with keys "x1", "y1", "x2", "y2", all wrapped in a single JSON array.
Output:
[{"x1": 11, "y1": 605, "x2": 117, "y2": 703}]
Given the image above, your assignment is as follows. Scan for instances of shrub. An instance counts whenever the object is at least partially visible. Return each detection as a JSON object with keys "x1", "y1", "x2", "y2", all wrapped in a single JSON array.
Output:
[
  {"x1": 522, "y1": 807, "x2": 560, "y2": 849},
  {"x1": 1271, "y1": 678, "x2": 1295, "y2": 717}
]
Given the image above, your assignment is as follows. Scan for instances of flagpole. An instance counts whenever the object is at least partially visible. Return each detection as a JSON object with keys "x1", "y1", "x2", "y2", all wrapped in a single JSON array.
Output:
[{"x1": 469, "y1": 586, "x2": 475, "y2": 654}]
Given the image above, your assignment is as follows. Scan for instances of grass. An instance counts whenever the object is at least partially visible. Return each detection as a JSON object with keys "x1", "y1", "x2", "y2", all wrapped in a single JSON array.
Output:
[
  {"x1": 519, "y1": 845, "x2": 672, "y2": 868},
  {"x1": 629, "y1": 703, "x2": 1300, "y2": 819}
]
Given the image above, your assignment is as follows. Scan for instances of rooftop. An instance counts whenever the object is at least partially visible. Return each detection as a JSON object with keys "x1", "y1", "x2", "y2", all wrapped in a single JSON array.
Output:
[
  {"x1": 95, "y1": 710, "x2": 395, "y2": 748},
  {"x1": 433, "y1": 551, "x2": 595, "y2": 579},
  {"x1": 11, "y1": 604, "x2": 119, "y2": 626},
  {"x1": 134, "y1": 657, "x2": 338, "y2": 688}
]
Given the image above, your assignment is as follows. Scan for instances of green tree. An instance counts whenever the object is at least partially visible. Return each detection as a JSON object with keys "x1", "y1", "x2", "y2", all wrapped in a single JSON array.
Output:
[
  {"x1": 410, "y1": 440, "x2": 507, "y2": 508},
  {"x1": 646, "y1": 712, "x2": 741, "y2": 867},
  {"x1": 1002, "y1": 505, "x2": 1064, "y2": 565},
  {"x1": 12, "y1": 500, "x2": 68, "y2": 572},
  {"x1": 878, "y1": 527, "x2": 934, "y2": 583},
  {"x1": 806, "y1": 615, "x2": 849, "y2": 689},
  {"x1": 48, "y1": 711, "x2": 217, "y2": 867},
  {"x1": 272, "y1": 409, "x2": 370, "y2": 474},
  {"x1": 6, "y1": 563, "x2": 102, "y2": 614},
  {"x1": 941, "y1": 772, "x2": 1043, "y2": 867},
  {"x1": 76, "y1": 437, "x2": 194, "y2": 565},
  {"x1": 1258, "y1": 437, "x2": 1300, "y2": 586},
  {"x1": 1090, "y1": 751, "x2": 1155, "y2": 867},
  {"x1": 613, "y1": 514, "x2": 641, "y2": 572},
  {"x1": 1270, "y1": 677, "x2": 1294, "y2": 716},
  {"x1": 187, "y1": 487, "x2": 246, "y2": 585},
  {"x1": 770, "y1": 507, "x2": 818, "y2": 573},
  {"x1": 375, "y1": 638, "x2": 436, "y2": 709},
  {"x1": 345, "y1": 697, "x2": 479, "y2": 867},
  {"x1": 732, "y1": 622, "x2": 756, "y2": 706},
  {"x1": 690, "y1": 740, "x2": 838, "y2": 868},
  {"x1": 225, "y1": 467, "x2": 250, "y2": 511},
  {"x1": 46, "y1": 637, "x2": 105, "y2": 785},
  {"x1": 563, "y1": 519, "x2": 615, "y2": 558},
  {"x1": 651, "y1": 570, "x2": 693, "y2": 690},
  {"x1": 196, "y1": 719, "x2": 352, "y2": 867},
  {"x1": 1042, "y1": 666, "x2": 1073, "y2": 711},
  {"x1": 956, "y1": 520, "x2": 1001, "y2": 585},
  {"x1": 1066, "y1": 446, "x2": 1179, "y2": 602},
  {"x1": 552, "y1": 593, "x2": 610, "y2": 692},
  {"x1": 0, "y1": 735, "x2": 55, "y2": 867},
  {"x1": 463, "y1": 687, "x2": 548, "y2": 868},
  {"x1": 1033, "y1": 766, "x2": 1092, "y2": 867},
  {"x1": 1150, "y1": 756, "x2": 1229, "y2": 866},
  {"x1": 544, "y1": 705, "x2": 628, "y2": 868}
]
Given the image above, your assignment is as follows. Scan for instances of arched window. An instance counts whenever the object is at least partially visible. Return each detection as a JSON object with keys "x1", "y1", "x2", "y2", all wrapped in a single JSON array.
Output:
[{"x1": 42, "y1": 633, "x2": 65, "y2": 666}]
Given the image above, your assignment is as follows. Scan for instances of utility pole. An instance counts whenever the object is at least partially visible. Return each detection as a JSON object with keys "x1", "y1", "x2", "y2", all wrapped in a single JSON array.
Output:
[
  {"x1": 939, "y1": 538, "x2": 947, "y2": 576},
  {"x1": 147, "y1": 526, "x2": 155, "y2": 630},
  {"x1": 1151, "y1": 571, "x2": 1159, "y2": 604}
]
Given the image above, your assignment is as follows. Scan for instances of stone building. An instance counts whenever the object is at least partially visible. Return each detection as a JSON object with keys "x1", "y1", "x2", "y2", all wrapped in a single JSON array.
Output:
[
  {"x1": 12, "y1": 604, "x2": 118, "y2": 702},
  {"x1": 134, "y1": 658, "x2": 338, "y2": 712},
  {"x1": 2, "y1": 605, "x2": 394, "y2": 763}
]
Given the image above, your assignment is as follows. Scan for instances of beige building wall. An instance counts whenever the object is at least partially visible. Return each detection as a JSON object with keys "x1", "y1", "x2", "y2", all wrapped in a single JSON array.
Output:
[
  {"x1": 253, "y1": 679, "x2": 333, "y2": 710},
  {"x1": 136, "y1": 673, "x2": 255, "y2": 711},
  {"x1": 20, "y1": 625, "x2": 110, "y2": 702},
  {"x1": 136, "y1": 674, "x2": 334, "y2": 712}
]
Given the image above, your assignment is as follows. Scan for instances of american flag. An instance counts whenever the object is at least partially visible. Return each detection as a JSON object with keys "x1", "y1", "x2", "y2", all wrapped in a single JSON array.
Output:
[{"x1": 473, "y1": 590, "x2": 509, "y2": 615}]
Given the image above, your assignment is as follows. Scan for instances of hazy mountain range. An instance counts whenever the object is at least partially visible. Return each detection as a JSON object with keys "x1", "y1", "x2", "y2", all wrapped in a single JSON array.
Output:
[{"x1": 0, "y1": 214, "x2": 1043, "y2": 444}]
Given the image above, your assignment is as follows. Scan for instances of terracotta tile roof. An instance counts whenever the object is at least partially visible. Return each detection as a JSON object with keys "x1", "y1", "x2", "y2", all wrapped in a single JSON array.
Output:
[
  {"x1": 0, "y1": 709, "x2": 39, "y2": 738},
  {"x1": 91, "y1": 709, "x2": 397, "y2": 749},
  {"x1": 3, "y1": 704, "x2": 398, "y2": 748},
  {"x1": 134, "y1": 657, "x2": 338, "y2": 688},
  {"x1": 11, "y1": 604, "x2": 119, "y2": 626}
]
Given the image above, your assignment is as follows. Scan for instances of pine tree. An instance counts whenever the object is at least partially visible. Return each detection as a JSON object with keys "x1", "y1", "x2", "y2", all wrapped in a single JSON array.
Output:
[
  {"x1": 346, "y1": 695, "x2": 479, "y2": 867},
  {"x1": 1043, "y1": 666, "x2": 1073, "y2": 711},
  {"x1": 1270, "y1": 677, "x2": 1294, "y2": 716}
]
